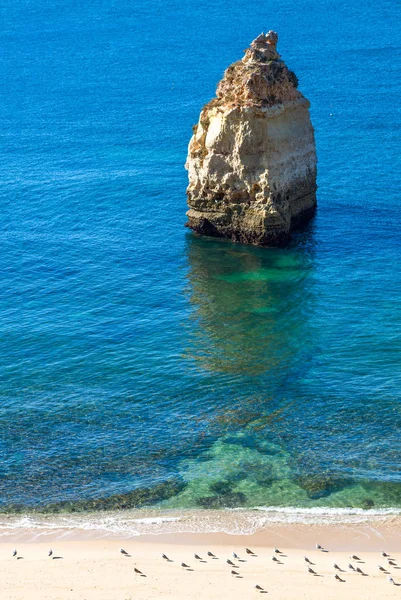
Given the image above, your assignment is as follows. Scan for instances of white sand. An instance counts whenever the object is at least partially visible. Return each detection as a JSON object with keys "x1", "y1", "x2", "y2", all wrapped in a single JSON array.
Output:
[{"x1": 1, "y1": 523, "x2": 401, "y2": 599}]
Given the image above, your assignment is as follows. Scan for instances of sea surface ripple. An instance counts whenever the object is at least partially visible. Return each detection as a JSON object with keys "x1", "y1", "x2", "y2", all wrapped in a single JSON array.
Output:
[{"x1": 0, "y1": 0, "x2": 400, "y2": 525}]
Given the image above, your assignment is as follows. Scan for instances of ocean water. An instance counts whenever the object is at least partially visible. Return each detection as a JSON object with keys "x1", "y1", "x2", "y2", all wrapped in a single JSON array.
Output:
[{"x1": 1, "y1": 0, "x2": 401, "y2": 528}]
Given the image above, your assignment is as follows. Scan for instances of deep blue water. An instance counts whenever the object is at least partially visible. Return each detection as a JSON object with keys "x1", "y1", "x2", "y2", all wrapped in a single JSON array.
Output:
[{"x1": 0, "y1": 0, "x2": 401, "y2": 512}]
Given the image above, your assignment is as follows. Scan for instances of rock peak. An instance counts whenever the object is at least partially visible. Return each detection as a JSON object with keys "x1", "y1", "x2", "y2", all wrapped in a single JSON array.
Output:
[
  {"x1": 213, "y1": 31, "x2": 299, "y2": 109},
  {"x1": 251, "y1": 30, "x2": 278, "y2": 49}
]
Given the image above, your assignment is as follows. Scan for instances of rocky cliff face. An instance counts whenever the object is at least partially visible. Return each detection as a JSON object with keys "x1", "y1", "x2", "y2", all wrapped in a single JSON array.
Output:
[{"x1": 185, "y1": 31, "x2": 317, "y2": 246}]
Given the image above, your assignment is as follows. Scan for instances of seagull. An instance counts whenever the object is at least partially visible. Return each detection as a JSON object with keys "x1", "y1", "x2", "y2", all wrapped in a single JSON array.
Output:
[
  {"x1": 378, "y1": 565, "x2": 387, "y2": 572},
  {"x1": 304, "y1": 556, "x2": 312, "y2": 564},
  {"x1": 120, "y1": 548, "x2": 129, "y2": 556},
  {"x1": 48, "y1": 549, "x2": 53, "y2": 557},
  {"x1": 162, "y1": 553, "x2": 170, "y2": 561},
  {"x1": 233, "y1": 552, "x2": 240, "y2": 560},
  {"x1": 350, "y1": 554, "x2": 360, "y2": 561},
  {"x1": 134, "y1": 567, "x2": 144, "y2": 575},
  {"x1": 388, "y1": 575, "x2": 395, "y2": 585},
  {"x1": 382, "y1": 551, "x2": 390, "y2": 558},
  {"x1": 231, "y1": 570, "x2": 240, "y2": 576},
  {"x1": 194, "y1": 554, "x2": 202, "y2": 560},
  {"x1": 254, "y1": 584, "x2": 264, "y2": 590},
  {"x1": 316, "y1": 543, "x2": 323, "y2": 550},
  {"x1": 356, "y1": 567, "x2": 364, "y2": 574},
  {"x1": 274, "y1": 547, "x2": 282, "y2": 554},
  {"x1": 13, "y1": 549, "x2": 17, "y2": 557},
  {"x1": 308, "y1": 567, "x2": 316, "y2": 575},
  {"x1": 207, "y1": 551, "x2": 216, "y2": 558},
  {"x1": 333, "y1": 563, "x2": 341, "y2": 571},
  {"x1": 388, "y1": 559, "x2": 397, "y2": 566},
  {"x1": 272, "y1": 556, "x2": 280, "y2": 562},
  {"x1": 227, "y1": 559, "x2": 235, "y2": 566},
  {"x1": 246, "y1": 548, "x2": 255, "y2": 555},
  {"x1": 348, "y1": 563, "x2": 355, "y2": 571},
  {"x1": 334, "y1": 573, "x2": 344, "y2": 582},
  {"x1": 181, "y1": 562, "x2": 190, "y2": 568}
]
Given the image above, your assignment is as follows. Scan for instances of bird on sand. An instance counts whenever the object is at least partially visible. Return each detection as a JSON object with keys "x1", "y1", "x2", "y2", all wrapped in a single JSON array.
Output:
[
  {"x1": 378, "y1": 565, "x2": 387, "y2": 572},
  {"x1": 348, "y1": 563, "x2": 355, "y2": 571},
  {"x1": 181, "y1": 562, "x2": 190, "y2": 569},
  {"x1": 134, "y1": 567, "x2": 144, "y2": 575},
  {"x1": 48, "y1": 549, "x2": 53, "y2": 557},
  {"x1": 307, "y1": 567, "x2": 317, "y2": 575},
  {"x1": 207, "y1": 551, "x2": 216, "y2": 558},
  {"x1": 194, "y1": 554, "x2": 202, "y2": 560},
  {"x1": 350, "y1": 554, "x2": 360, "y2": 561},
  {"x1": 304, "y1": 556, "x2": 312, "y2": 564},
  {"x1": 333, "y1": 563, "x2": 341, "y2": 571},
  {"x1": 356, "y1": 567, "x2": 364, "y2": 574},
  {"x1": 333, "y1": 573, "x2": 344, "y2": 582},
  {"x1": 13, "y1": 549, "x2": 17, "y2": 557},
  {"x1": 382, "y1": 551, "x2": 390, "y2": 558},
  {"x1": 227, "y1": 559, "x2": 236, "y2": 566},
  {"x1": 388, "y1": 575, "x2": 396, "y2": 585},
  {"x1": 246, "y1": 548, "x2": 255, "y2": 555},
  {"x1": 316, "y1": 543, "x2": 323, "y2": 550},
  {"x1": 120, "y1": 548, "x2": 129, "y2": 556},
  {"x1": 274, "y1": 547, "x2": 282, "y2": 554},
  {"x1": 231, "y1": 570, "x2": 240, "y2": 576},
  {"x1": 388, "y1": 559, "x2": 397, "y2": 566},
  {"x1": 162, "y1": 553, "x2": 170, "y2": 561},
  {"x1": 233, "y1": 552, "x2": 240, "y2": 560},
  {"x1": 254, "y1": 584, "x2": 264, "y2": 590}
]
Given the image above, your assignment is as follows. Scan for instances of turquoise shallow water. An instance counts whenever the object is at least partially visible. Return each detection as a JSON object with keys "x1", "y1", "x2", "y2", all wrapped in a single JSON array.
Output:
[{"x1": 0, "y1": 0, "x2": 401, "y2": 516}]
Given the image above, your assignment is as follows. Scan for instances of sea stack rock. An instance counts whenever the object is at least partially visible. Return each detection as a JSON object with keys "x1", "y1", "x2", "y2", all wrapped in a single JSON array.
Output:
[{"x1": 185, "y1": 31, "x2": 317, "y2": 246}]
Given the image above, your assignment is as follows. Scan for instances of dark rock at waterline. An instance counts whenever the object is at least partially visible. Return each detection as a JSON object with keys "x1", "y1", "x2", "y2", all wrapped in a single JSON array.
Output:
[
  {"x1": 296, "y1": 475, "x2": 351, "y2": 500},
  {"x1": 198, "y1": 491, "x2": 247, "y2": 509},
  {"x1": 4, "y1": 478, "x2": 187, "y2": 514}
]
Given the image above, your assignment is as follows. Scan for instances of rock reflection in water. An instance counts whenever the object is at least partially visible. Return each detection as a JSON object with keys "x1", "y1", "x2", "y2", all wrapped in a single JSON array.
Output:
[{"x1": 184, "y1": 234, "x2": 316, "y2": 382}]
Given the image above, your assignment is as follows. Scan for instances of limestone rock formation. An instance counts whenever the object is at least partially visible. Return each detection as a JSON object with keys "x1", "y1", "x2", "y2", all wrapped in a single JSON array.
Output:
[{"x1": 185, "y1": 31, "x2": 317, "y2": 246}]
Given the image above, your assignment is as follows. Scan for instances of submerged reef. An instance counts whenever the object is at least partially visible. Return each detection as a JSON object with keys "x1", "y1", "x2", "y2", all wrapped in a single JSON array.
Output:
[{"x1": 185, "y1": 31, "x2": 317, "y2": 246}]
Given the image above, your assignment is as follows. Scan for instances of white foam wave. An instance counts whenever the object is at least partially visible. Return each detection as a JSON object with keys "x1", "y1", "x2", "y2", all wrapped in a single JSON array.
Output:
[{"x1": 0, "y1": 506, "x2": 400, "y2": 540}]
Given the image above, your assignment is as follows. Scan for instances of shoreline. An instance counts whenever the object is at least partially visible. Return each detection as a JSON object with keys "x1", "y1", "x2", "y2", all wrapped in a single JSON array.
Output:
[{"x1": 2, "y1": 507, "x2": 401, "y2": 545}]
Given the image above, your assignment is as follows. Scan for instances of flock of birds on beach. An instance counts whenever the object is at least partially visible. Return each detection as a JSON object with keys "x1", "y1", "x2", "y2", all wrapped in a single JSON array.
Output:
[
  {"x1": 119, "y1": 542, "x2": 400, "y2": 593},
  {"x1": 10, "y1": 543, "x2": 401, "y2": 593}
]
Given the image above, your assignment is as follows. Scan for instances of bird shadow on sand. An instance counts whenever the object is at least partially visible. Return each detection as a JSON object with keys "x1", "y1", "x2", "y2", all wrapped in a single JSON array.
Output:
[
  {"x1": 52, "y1": 556, "x2": 63, "y2": 560},
  {"x1": 16, "y1": 557, "x2": 24, "y2": 560}
]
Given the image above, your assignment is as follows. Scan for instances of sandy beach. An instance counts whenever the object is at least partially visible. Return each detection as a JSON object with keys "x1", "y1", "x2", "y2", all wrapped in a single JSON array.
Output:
[{"x1": 2, "y1": 522, "x2": 401, "y2": 599}]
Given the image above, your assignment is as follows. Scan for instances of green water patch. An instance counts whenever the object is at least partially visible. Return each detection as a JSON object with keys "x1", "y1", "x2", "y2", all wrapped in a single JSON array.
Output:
[
  {"x1": 158, "y1": 433, "x2": 401, "y2": 511},
  {"x1": 217, "y1": 267, "x2": 303, "y2": 284}
]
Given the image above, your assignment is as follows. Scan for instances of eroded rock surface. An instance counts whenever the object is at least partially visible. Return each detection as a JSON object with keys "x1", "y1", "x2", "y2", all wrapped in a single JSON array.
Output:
[{"x1": 185, "y1": 31, "x2": 317, "y2": 246}]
